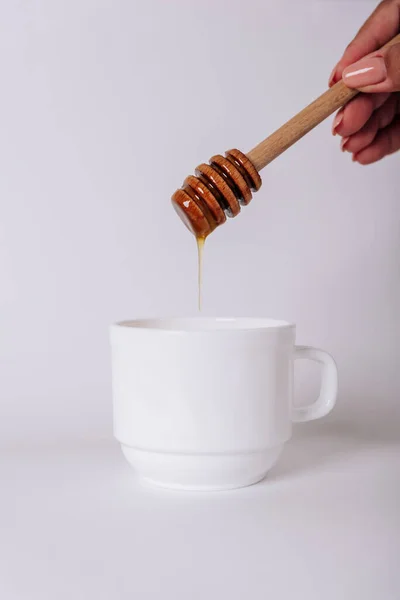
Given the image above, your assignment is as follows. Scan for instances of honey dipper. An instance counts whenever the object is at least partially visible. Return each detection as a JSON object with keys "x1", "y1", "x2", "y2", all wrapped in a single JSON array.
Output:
[{"x1": 172, "y1": 33, "x2": 400, "y2": 239}]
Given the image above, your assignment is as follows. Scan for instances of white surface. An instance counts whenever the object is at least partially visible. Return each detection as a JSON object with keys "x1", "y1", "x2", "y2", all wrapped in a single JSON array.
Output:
[{"x1": 2, "y1": 416, "x2": 399, "y2": 600}]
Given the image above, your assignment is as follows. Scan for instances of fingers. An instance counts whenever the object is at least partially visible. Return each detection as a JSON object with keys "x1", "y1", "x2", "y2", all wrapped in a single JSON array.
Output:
[
  {"x1": 354, "y1": 116, "x2": 400, "y2": 163},
  {"x1": 329, "y1": 0, "x2": 400, "y2": 85},
  {"x1": 341, "y1": 94, "x2": 399, "y2": 153},
  {"x1": 329, "y1": 0, "x2": 400, "y2": 162},
  {"x1": 332, "y1": 93, "x2": 390, "y2": 136},
  {"x1": 337, "y1": 94, "x2": 400, "y2": 164},
  {"x1": 342, "y1": 42, "x2": 400, "y2": 93}
]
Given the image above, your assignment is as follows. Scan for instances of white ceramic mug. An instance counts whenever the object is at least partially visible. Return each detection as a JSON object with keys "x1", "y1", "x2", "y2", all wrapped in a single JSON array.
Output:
[{"x1": 110, "y1": 318, "x2": 338, "y2": 491}]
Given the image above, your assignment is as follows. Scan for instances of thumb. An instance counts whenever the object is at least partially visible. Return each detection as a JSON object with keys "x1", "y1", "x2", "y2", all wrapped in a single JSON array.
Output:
[{"x1": 342, "y1": 41, "x2": 400, "y2": 93}]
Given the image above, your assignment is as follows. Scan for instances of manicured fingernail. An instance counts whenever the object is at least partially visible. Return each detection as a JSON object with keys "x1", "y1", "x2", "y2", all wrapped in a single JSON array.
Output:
[
  {"x1": 328, "y1": 66, "x2": 338, "y2": 87},
  {"x1": 343, "y1": 56, "x2": 386, "y2": 87},
  {"x1": 352, "y1": 153, "x2": 358, "y2": 162},
  {"x1": 332, "y1": 112, "x2": 343, "y2": 135},
  {"x1": 340, "y1": 136, "x2": 350, "y2": 151}
]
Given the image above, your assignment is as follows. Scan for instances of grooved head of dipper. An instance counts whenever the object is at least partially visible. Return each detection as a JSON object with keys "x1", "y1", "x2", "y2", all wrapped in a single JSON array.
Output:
[{"x1": 171, "y1": 149, "x2": 262, "y2": 238}]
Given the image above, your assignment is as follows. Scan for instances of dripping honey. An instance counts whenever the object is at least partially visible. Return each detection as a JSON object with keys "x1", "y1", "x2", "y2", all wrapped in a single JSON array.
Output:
[{"x1": 196, "y1": 236, "x2": 205, "y2": 311}]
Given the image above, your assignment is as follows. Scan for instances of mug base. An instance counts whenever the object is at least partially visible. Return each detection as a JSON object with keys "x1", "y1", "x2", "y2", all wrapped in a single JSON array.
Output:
[
  {"x1": 140, "y1": 474, "x2": 266, "y2": 492},
  {"x1": 120, "y1": 443, "x2": 284, "y2": 492}
]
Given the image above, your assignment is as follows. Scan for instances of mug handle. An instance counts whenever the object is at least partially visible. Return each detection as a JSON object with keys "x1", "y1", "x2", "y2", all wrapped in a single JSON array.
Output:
[{"x1": 291, "y1": 346, "x2": 338, "y2": 423}]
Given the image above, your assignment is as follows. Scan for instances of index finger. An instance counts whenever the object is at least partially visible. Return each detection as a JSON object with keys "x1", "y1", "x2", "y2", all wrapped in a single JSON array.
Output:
[{"x1": 329, "y1": 0, "x2": 400, "y2": 85}]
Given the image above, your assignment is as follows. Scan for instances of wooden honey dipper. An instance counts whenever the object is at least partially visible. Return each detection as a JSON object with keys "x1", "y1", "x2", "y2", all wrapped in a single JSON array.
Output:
[{"x1": 172, "y1": 33, "x2": 400, "y2": 239}]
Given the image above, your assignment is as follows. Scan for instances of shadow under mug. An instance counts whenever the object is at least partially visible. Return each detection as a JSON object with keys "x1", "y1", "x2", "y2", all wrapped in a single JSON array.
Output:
[{"x1": 110, "y1": 318, "x2": 338, "y2": 491}]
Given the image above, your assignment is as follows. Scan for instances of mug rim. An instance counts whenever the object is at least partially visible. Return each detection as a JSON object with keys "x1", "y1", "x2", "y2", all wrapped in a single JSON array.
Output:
[{"x1": 111, "y1": 317, "x2": 295, "y2": 333}]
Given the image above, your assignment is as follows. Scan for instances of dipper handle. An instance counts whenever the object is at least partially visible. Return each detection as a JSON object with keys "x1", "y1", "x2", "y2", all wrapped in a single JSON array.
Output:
[{"x1": 247, "y1": 33, "x2": 400, "y2": 171}]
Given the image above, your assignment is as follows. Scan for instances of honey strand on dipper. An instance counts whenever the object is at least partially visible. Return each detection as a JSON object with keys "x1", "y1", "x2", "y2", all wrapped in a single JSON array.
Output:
[{"x1": 172, "y1": 33, "x2": 400, "y2": 239}]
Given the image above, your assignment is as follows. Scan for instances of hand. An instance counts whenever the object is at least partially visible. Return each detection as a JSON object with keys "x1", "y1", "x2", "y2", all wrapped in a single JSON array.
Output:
[{"x1": 329, "y1": 0, "x2": 400, "y2": 164}]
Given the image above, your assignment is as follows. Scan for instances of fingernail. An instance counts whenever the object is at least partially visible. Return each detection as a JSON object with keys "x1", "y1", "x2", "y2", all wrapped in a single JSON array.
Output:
[
  {"x1": 352, "y1": 153, "x2": 358, "y2": 162},
  {"x1": 328, "y1": 66, "x2": 338, "y2": 87},
  {"x1": 332, "y1": 112, "x2": 343, "y2": 135},
  {"x1": 341, "y1": 136, "x2": 349, "y2": 151},
  {"x1": 343, "y1": 56, "x2": 387, "y2": 88}
]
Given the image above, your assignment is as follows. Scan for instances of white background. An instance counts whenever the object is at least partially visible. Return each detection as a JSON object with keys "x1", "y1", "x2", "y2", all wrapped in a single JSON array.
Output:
[{"x1": 0, "y1": 1, "x2": 399, "y2": 599}]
